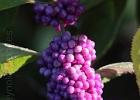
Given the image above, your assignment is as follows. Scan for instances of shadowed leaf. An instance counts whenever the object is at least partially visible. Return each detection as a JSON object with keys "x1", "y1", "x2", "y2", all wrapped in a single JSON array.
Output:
[
  {"x1": 0, "y1": 0, "x2": 35, "y2": 10},
  {"x1": 0, "y1": 43, "x2": 41, "y2": 78},
  {"x1": 96, "y1": 62, "x2": 134, "y2": 83}
]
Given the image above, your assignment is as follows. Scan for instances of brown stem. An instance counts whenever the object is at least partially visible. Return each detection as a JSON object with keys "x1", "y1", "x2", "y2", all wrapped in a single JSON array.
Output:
[{"x1": 59, "y1": 20, "x2": 65, "y2": 34}]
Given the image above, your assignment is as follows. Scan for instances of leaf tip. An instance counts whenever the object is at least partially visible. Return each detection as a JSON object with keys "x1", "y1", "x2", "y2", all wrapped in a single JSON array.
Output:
[{"x1": 26, "y1": 0, "x2": 35, "y2": 3}]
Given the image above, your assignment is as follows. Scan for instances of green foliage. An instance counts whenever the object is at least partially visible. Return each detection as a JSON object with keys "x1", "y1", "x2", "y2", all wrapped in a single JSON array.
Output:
[
  {"x1": 80, "y1": 0, "x2": 127, "y2": 59},
  {"x1": 0, "y1": 0, "x2": 35, "y2": 10},
  {"x1": 0, "y1": 43, "x2": 40, "y2": 78},
  {"x1": 131, "y1": 28, "x2": 140, "y2": 93}
]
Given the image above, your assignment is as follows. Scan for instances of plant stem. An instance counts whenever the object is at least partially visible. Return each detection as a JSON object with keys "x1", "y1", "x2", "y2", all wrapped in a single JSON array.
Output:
[{"x1": 59, "y1": 20, "x2": 65, "y2": 34}]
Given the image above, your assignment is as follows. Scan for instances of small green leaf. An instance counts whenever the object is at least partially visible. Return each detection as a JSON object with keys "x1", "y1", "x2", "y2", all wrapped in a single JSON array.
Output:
[
  {"x1": 131, "y1": 27, "x2": 140, "y2": 93},
  {"x1": 0, "y1": 43, "x2": 40, "y2": 78},
  {"x1": 96, "y1": 62, "x2": 134, "y2": 83},
  {"x1": 0, "y1": 0, "x2": 35, "y2": 10}
]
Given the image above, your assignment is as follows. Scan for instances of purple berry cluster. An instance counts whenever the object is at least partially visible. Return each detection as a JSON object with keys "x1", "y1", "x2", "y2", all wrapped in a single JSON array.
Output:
[
  {"x1": 37, "y1": 31, "x2": 103, "y2": 100},
  {"x1": 33, "y1": 0, "x2": 84, "y2": 31}
]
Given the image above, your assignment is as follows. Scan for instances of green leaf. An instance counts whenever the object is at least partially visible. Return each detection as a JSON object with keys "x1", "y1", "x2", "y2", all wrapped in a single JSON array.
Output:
[
  {"x1": 0, "y1": 43, "x2": 40, "y2": 78},
  {"x1": 0, "y1": 0, "x2": 35, "y2": 10},
  {"x1": 101, "y1": 77, "x2": 111, "y2": 84},
  {"x1": 0, "y1": 7, "x2": 18, "y2": 34},
  {"x1": 131, "y1": 27, "x2": 140, "y2": 93},
  {"x1": 96, "y1": 62, "x2": 134, "y2": 83},
  {"x1": 80, "y1": 0, "x2": 127, "y2": 60}
]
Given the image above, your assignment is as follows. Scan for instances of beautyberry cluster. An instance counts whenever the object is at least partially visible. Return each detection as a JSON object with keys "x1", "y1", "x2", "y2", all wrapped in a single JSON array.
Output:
[
  {"x1": 33, "y1": 0, "x2": 84, "y2": 31},
  {"x1": 37, "y1": 31, "x2": 104, "y2": 100}
]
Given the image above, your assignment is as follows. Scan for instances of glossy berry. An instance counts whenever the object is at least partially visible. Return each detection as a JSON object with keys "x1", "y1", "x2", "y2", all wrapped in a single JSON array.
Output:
[{"x1": 33, "y1": 4, "x2": 44, "y2": 14}]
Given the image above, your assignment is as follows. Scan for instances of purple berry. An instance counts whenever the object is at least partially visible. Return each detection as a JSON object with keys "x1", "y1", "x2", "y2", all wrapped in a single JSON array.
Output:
[
  {"x1": 66, "y1": 14, "x2": 75, "y2": 23},
  {"x1": 44, "y1": 69, "x2": 52, "y2": 77},
  {"x1": 75, "y1": 5, "x2": 85, "y2": 16},
  {"x1": 62, "y1": 0, "x2": 72, "y2": 5},
  {"x1": 60, "y1": 84, "x2": 67, "y2": 91},
  {"x1": 52, "y1": 52, "x2": 59, "y2": 59},
  {"x1": 56, "y1": 74, "x2": 63, "y2": 83},
  {"x1": 68, "y1": 40, "x2": 76, "y2": 48},
  {"x1": 62, "y1": 33, "x2": 71, "y2": 42},
  {"x1": 66, "y1": 5, "x2": 75, "y2": 14},
  {"x1": 45, "y1": 6, "x2": 55, "y2": 16},
  {"x1": 41, "y1": 14, "x2": 51, "y2": 23},
  {"x1": 71, "y1": 1, "x2": 79, "y2": 7},
  {"x1": 54, "y1": 6, "x2": 60, "y2": 14},
  {"x1": 58, "y1": 9, "x2": 67, "y2": 19},
  {"x1": 63, "y1": 92, "x2": 69, "y2": 98},
  {"x1": 50, "y1": 18, "x2": 59, "y2": 27},
  {"x1": 53, "y1": 60, "x2": 61, "y2": 67},
  {"x1": 44, "y1": 56, "x2": 54, "y2": 63},
  {"x1": 59, "y1": 48, "x2": 67, "y2": 54},
  {"x1": 61, "y1": 42, "x2": 69, "y2": 49},
  {"x1": 50, "y1": 42, "x2": 60, "y2": 51},
  {"x1": 37, "y1": 59, "x2": 46, "y2": 67},
  {"x1": 67, "y1": 86, "x2": 74, "y2": 94},
  {"x1": 75, "y1": 81, "x2": 83, "y2": 88},
  {"x1": 53, "y1": 35, "x2": 62, "y2": 42},
  {"x1": 47, "y1": 63, "x2": 53, "y2": 69},
  {"x1": 78, "y1": 34, "x2": 87, "y2": 42},
  {"x1": 34, "y1": 14, "x2": 42, "y2": 22},
  {"x1": 63, "y1": 31, "x2": 71, "y2": 36},
  {"x1": 67, "y1": 49, "x2": 74, "y2": 54},
  {"x1": 66, "y1": 54, "x2": 74, "y2": 62},
  {"x1": 57, "y1": 1, "x2": 64, "y2": 8},
  {"x1": 46, "y1": 47, "x2": 53, "y2": 55},
  {"x1": 33, "y1": 4, "x2": 44, "y2": 14},
  {"x1": 39, "y1": 67, "x2": 46, "y2": 75},
  {"x1": 74, "y1": 45, "x2": 82, "y2": 53},
  {"x1": 70, "y1": 73, "x2": 79, "y2": 80},
  {"x1": 75, "y1": 53, "x2": 83, "y2": 61},
  {"x1": 67, "y1": 67, "x2": 76, "y2": 74},
  {"x1": 63, "y1": 77, "x2": 69, "y2": 84},
  {"x1": 58, "y1": 54, "x2": 66, "y2": 63}
]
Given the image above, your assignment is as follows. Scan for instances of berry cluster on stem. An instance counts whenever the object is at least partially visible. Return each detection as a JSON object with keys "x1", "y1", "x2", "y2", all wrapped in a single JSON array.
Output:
[
  {"x1": 35, "y1": 0, "x2": 104, "y2": 100},
  {"x1": 33, "y1": 0, "x2": 84, "y2": 31},
  {"x1": 37, "y1": 31, "x2": 103, "y2": 100}
]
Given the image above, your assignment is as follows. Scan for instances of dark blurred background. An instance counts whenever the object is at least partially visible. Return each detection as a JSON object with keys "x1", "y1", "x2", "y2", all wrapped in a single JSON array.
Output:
[{"x1": 0, "y1": 0, "x2": 140, "y2": 100}]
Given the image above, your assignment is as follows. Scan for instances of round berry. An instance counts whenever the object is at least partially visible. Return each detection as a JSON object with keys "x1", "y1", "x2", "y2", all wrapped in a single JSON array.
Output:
[
  {"x1": 67, "y1": 86, "x2": 74, "y2": 94},
  {"x1": 33, "y1": 4, "x2": 44, "y2": 14},
  {"x1": 66, "y1": 54, "x2": 74, "y2": 62},
  {"x1": 45, "y1": 6, "x2": 55, "y2": 16},
  {"x1": 58, "y1": 9, "x2": 67, "y2": 19},
  {"x1": 50, "y1": 18, "x2": 59, "y2": 27}
]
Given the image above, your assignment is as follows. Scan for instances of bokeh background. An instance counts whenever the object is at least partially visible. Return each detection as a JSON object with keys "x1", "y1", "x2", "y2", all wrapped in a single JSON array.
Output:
[{"x1": 0, "y1": 0, "x2": 140, "y2": 100}]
